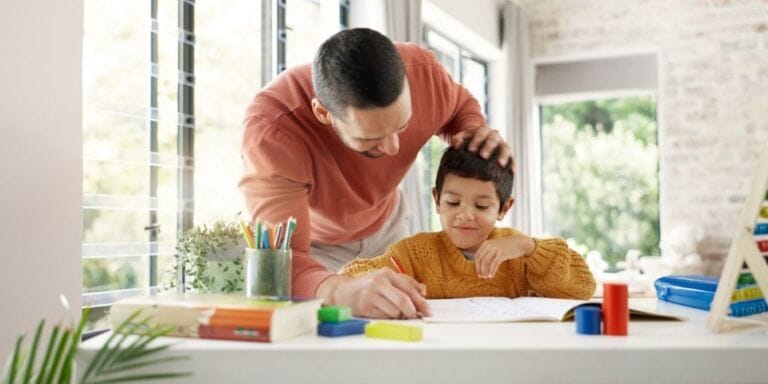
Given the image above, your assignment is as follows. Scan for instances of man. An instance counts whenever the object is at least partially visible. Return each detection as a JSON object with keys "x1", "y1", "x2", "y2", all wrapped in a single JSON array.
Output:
[{"x1": 239, "y1": 28, "x2": 513, "y2": 319}]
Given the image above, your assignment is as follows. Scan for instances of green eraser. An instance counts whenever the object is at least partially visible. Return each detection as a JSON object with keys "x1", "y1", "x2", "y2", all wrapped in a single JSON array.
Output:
[
  {"x1": 318, "y1": 306, "x2": 352, "y2": 323},
  {"x1": 365, "y1": 322, "x2": 422, "y2": 342}
]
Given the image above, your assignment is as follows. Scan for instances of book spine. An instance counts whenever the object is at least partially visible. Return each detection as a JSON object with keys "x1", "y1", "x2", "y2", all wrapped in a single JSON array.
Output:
[
  {"x1": 198, "y1": 325, "x2": 271, "y2": 342},
  {"x1": 205, "y1": 316, "x2": 272, "y2": 329}
]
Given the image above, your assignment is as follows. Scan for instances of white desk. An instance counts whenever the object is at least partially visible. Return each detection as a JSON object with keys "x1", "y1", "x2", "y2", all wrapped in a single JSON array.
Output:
[{"x1": 78, "y1": 299, "x2": 768, "y2": 384}]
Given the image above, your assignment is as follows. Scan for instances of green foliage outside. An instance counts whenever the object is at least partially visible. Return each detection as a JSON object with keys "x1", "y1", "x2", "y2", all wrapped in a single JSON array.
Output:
[{"x1": 541, "y1": 96, "x2": 660, "y2": 267}]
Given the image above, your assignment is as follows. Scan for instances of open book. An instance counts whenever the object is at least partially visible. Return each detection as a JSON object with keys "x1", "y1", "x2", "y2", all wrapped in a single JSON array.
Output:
[{"x1": 424, "y1": 296, "x2": 681, "y2": 323}]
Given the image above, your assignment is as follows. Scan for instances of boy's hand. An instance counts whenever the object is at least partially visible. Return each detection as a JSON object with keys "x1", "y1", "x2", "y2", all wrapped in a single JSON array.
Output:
[
  {"x1": 317, "y1": 269, "x2": 431, "y2": 319},
  {"x1": 475, "y1": 235, "x2": 535, "y2": 278}
]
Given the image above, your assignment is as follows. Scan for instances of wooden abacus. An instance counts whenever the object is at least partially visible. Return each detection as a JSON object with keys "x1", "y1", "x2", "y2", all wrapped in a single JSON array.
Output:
[{"x1": 706, "y1": 143, "x2": 768, "y2": 332}]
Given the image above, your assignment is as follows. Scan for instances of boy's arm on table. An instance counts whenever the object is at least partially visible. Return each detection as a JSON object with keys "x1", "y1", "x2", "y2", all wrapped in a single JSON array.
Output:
[
  {"x1": 338, "y1": 242, "x2": 413, "y2": 277},
  {"x1": 338, "y1": 256, "x2": 388, "y2": 277},
  {"x1": 525, "y1": 237, "x2": 597, "y2": 299}
]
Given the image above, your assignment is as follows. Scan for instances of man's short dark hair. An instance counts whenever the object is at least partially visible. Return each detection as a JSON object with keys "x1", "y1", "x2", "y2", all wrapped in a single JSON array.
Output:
[
  {"x1": 312, "y1": 28, "x2": 405, "y2": 117},
  {"x1": 435, "y1": 141, "x2": 515, "y2": 212}
]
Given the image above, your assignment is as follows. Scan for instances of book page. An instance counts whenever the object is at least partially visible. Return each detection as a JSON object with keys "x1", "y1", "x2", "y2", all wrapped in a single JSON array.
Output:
[{"x1": 424, "y1": 297, "x2": 589, "y2": 323}]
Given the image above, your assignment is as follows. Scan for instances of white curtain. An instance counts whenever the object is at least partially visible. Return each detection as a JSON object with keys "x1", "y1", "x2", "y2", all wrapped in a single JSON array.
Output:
[
  {"x1": 383, "y1": 0, "x2": 428, "y2": 235},
  {"x1": 384, "y1": 0, "x2": 422, "y2": 43},
  {"x1": 503, "y1": 2, "x2": 539, "y2": 235}
]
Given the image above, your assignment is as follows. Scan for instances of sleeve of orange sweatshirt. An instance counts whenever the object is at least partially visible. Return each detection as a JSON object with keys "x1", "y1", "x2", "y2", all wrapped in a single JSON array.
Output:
[
  {"x1": 239, "y1": 120, "x2": 332, "y2": 299},
  {"x1": 524, "y1": 237, "x2": 597, "y2": 300}
]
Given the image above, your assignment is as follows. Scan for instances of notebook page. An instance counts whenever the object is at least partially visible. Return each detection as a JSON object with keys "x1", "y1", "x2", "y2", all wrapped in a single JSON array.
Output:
[{"x1": 425, "y1": 296, "x2": 589, "y2": 323}]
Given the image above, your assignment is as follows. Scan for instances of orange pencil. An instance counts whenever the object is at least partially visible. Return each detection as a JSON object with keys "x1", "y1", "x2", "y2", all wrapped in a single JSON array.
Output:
[
  {"x1": 390, "y1": 256, "x2": 405, "y2": 274},
  {"x1": 268, "y1": 225, "x2": 276, "y2": 249}
]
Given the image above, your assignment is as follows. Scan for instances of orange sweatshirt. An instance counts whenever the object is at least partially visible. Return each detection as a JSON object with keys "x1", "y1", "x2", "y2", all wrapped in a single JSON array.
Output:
[
  {"x1": 339, "y1": 228, "x2": 597, "y2": 300},
  {"x1": 239, "y1": 43, "x2": 486, "y2": 298}
]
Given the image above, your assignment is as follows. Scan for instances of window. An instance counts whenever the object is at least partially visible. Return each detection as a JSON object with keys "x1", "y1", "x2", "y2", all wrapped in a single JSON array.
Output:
[
  {"x1": 534, "y1": 54, "x2": 659, "y2": 269},
  {"x1": 285, "y1": 0, "x2": 349, "y2": 69},
  {"x1": 195, "y1": 2, "x2": 263, "y2": 225},
  {"x1": 420, "y1": 27, "x2": 489, "y2": 231},
  {"x1": 82, "y1": 0, "x2": 265, "y2": 329},
  {"x1": 539, "y1": 96, "x2": 660, "y2": 268}
]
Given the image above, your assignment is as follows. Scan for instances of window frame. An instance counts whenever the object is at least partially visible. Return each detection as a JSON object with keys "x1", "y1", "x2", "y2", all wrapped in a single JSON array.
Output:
[
  {"x1": 82, "y1": 0, "x2": 352, "y2": 321},
  {"x1": 81, "y1": 0, "x2": 281, "y2": 317},
  {"x1": 419, "y1": 25, "x2": 490, "y2": 232}
]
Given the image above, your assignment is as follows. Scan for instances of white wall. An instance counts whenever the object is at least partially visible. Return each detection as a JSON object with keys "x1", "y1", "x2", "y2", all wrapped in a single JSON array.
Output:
[
  {"x1": 520, "y1": 0, "x2": 768, "y2": 265},
  {"x1": 0, "y1": 0, "x2": 83, "y2": 358},
  {"x1": 427, "y1": 0, "x2": 502, "y2": 48}
]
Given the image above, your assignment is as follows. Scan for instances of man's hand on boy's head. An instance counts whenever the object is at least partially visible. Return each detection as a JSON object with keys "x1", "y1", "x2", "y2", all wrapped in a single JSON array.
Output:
[
  {"x1": 474, "y1": 235, "x2": 536, "y2": 279},
  {"x1": 320, "y1": 269, "x2": 431, "y2": 319},
  {"x1": 450, "y1": 125, "x2": 515, "y2": 173}
]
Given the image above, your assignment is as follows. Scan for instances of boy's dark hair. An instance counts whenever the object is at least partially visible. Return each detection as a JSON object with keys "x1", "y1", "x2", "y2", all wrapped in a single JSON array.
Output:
[
  {"x1": 435, "y1": 141, "x2": 515, "y2": 212},
  {"x1": 312, "y1": 28, "x2": 405, "y2": 117}
]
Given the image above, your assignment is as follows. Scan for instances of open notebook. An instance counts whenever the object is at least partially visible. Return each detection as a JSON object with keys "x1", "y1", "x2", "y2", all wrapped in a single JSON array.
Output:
[{"x1": 424, "y1": 296, "x2": 682, "y2": 323}]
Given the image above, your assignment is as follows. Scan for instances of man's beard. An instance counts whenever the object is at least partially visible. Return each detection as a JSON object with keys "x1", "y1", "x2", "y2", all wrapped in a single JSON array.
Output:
[
  {"x1": 331, "y1": 123, "x2": 385, "y2": 159},
  {"x1": 360, "y1": 149, "x2": 384, "y2": 159}
]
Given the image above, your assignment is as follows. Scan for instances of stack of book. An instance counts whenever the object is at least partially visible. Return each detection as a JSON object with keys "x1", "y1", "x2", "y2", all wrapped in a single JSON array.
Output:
[
  {"x1": 655, "y1": 273, "x2": 767, "y2": 316},
  {"x1": 109, "y1": 293, "x2": 322, "y2": 342}
]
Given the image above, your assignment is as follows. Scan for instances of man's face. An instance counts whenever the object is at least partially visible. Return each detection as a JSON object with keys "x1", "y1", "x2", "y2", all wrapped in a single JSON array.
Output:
[{"x1": 323, "y1": 82, "x2": 412, "y2": 158}]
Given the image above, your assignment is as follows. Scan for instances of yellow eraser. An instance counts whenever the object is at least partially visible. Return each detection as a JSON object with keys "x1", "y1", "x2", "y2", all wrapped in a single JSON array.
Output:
[{"x1": 365, "y1": 322, "x2": 423, "y2": 342}]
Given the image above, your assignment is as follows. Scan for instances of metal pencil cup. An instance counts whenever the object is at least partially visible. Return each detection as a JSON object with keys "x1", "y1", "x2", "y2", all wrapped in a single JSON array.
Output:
[{"x1": 245, "y1": 248, "x2": 292, "y2": 300}]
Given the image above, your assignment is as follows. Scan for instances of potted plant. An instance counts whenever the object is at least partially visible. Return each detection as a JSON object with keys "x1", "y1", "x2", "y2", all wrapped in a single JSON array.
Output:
[
  {"x1": 161, "y1": 221, "x2": 246, "y2": 294},
  {"x1": 2, "y1": 296, "x2": 189, "y2": 383}
]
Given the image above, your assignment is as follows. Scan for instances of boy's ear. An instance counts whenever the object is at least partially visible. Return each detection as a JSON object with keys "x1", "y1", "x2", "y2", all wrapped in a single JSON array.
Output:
[
  {"x1": 498, "y1": 197, "x2": 514, "y2": 220},
  {"x1": 432, "y1": 187, "x2": 440, "y2": 213}
]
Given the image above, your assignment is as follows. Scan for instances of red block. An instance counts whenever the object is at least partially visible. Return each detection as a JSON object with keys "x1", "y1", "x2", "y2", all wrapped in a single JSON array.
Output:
[{"x1": 603, "y1": 283, "x2": 628, "y2": 336}]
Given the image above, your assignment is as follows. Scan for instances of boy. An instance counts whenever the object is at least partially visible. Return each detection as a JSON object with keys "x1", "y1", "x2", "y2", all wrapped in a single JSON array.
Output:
[{"x1": 339, "y1": 142, "x2": 596, "y2": 300}]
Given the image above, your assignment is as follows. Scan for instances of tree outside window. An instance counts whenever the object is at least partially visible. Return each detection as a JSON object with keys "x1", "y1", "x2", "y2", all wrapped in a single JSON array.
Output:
[{"x1": 540, "y1": 96, "x2": 660, "y2": 268}]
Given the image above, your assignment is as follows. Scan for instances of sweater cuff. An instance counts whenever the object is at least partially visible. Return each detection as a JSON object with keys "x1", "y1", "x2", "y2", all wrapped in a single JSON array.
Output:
[
  {"x1": 525, "y1": 238, "x2": 567, "y2": 276},
  {"x1": 293, "y1": 269, "x2": 335, "y2": 299}
]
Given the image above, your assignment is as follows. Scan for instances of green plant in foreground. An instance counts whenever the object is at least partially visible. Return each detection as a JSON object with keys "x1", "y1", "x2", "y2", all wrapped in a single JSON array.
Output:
[{"x1": 2, "y1": 306, "x2": 190, "y2": 384}]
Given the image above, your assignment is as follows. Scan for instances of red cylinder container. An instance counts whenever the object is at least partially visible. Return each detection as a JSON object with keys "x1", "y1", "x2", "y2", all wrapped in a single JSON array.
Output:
[{"x1": 603, "y1": 283, "x2": 629, "y2": 336}]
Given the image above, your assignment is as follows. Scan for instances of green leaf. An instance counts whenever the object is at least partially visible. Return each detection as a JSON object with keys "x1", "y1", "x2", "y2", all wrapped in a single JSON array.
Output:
[
  {"x1": 81, "y1": 310, "x2": 190, "y2": 383},
  {"x1": 22, "y1": 320, "x2": 45, "y2": 384},
  {"x1": 80, "y1": 310, "x2": 141, "y2": 382},
  {"x1": 60, "y1": 307, "x2": 90, "y2": 383},
  {"x1": 34, "y1": 325, "x2": 60, "y2": 384},
  {"x1": 90, "y1": 328, "x2": 133, "y2": 378},
  {"x1": 4, "y1": 335, "x2": 23, "y2": 384},
  {"x1": 44, "y1": 328, "x2": 71, "y2": 384},
  {"x1": 109, "y1": 321, "x2": 169, "y2": 363}
]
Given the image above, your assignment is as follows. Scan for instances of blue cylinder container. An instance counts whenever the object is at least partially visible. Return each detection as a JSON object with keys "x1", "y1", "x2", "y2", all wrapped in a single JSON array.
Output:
[{"x1": 575, "y1": 305, "x2": 602, "y2": 335}]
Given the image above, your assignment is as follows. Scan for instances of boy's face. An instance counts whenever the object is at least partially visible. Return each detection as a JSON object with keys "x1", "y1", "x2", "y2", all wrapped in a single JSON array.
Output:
[{"x1": 432, "y1": 174, "x2": 513, "y2": 254}]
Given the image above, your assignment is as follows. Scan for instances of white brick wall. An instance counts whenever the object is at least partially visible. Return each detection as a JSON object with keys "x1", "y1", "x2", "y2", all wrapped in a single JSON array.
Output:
[{"x1": 519, "y1": 0, "x2": 768, "y2": 266}]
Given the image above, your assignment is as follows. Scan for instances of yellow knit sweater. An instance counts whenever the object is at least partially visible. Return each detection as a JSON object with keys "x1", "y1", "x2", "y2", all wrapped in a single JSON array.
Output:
[{"x1": 338, "y1": 227, "x2": 596, "y2": 300}]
